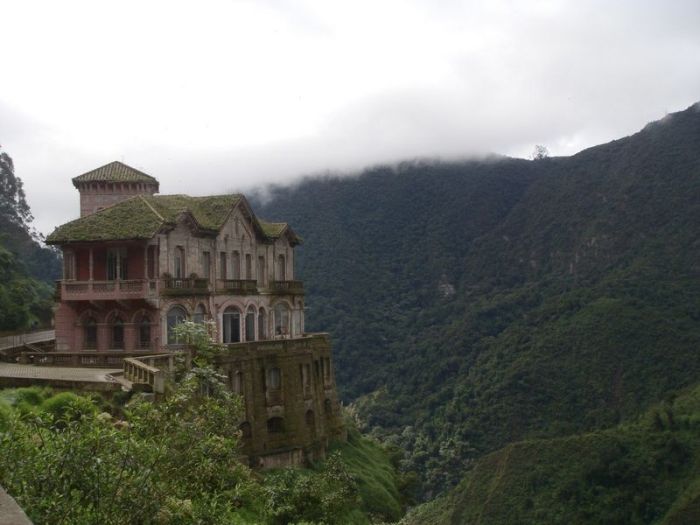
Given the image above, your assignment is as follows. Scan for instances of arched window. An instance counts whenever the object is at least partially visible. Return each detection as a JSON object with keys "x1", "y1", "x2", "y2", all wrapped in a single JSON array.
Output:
[
  {"x1": 274, "y1": 303, "x2": 290, "y2": 336},
  {"x1": 324, "y1": 398, "x2": 333, "y2": 417},
  {"x1": 245, "y1": 306, "x2": 256, "y2": 342},
  {"x1": 267, "y1": 417, "x2": 285, "y2": 434},
  {"x1": 223, "y1": 306, "x2": 241, "y2": 343},
  {"x1": 167, "y1": 306, "x2": 187, "y2": 345},
  {"x1": 111, "y1": 316, "x2": 125, "y2": 349},
  {"x1": 277, "y1": 254, "x2": 286, "y2": 281},
  {"x1": 193, "y1": 304, "x2": 206, "y2": 324},
  {"x1": 84, "y1": 317, "x2": 97, "y2": 350},
  {"x1": 258, "y1": 308, "x2": 267, "y2": 340},
  {"x1": 138, "y1": 315, "x2": 151, "y2": 349}
]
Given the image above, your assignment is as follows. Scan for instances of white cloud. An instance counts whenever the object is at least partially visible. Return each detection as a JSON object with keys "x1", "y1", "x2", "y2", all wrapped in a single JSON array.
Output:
[{"x1": 0, "y1": 0, "x2": 699, "y2": 235}]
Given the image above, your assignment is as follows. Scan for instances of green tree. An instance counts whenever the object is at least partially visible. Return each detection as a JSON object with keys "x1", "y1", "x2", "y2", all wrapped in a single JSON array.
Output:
[{"x1": 0, "y1": 149, "x2": 32, "y2": 227}]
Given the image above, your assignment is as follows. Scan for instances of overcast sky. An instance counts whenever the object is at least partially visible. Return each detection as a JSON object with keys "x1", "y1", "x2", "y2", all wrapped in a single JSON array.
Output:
[{"x1": 1, "y1": 0, "x2": 699, "y2": 236}]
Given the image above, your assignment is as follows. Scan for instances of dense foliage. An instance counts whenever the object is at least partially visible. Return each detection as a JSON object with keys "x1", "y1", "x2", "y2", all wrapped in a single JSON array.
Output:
[
  {"x1": 0, "y1": 382, "x2": 385, "y2": 524},
  {"x1": 402, "y1": 383, "x2": 700, "y2": 524},
  {"x1": 0, "y1": 149, "x2": 60, "y2": 332},
  {"x1": 0, "y1": 321, "x2": 405, "y2": 524},
  {"x1": 255, "y1": 102, "x2": 700, "y2": 497}
]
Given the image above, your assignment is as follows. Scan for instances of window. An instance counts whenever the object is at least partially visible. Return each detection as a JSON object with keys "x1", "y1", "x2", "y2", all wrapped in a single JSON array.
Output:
[
  {"x1": 292, "y1": 309, "x2": 302, "y2": 336},
  {"x1": 193, "y1": 304, "x2": 206, "y2": 324},
  {"x1": 258, "y1": 308, "x2": 267, "y2": 340},
  {"x1": 230, "y1": 370, "x2": 243, "y2": 394},
  {"x1": 139, "y1": 315, "x2": 151, "y2": 349},
  {"x1": 305, "y1": 410, "x2": 315, "y2": 429},
  {"x1": 232, "y1": 251, "x2": 241, "y2": 279},
  {"x1": 277, "y1": 254, "x2": 286, "y2": 281},
  {"x1": 323, "y1": 358, "x2": 332, "y2": 384},
  {"x1": 257, "y1": 256, "x2": 266, "y2": 286},
  {"x1": 267, "y1": 417, "x2": 285, "y2": 433},
  {"x1": 84, "y1": 317, "x2": 97, "y2": 350},
  {"x1": 245, "y1": 306, "x2": 256, "y2": 342},
  {"x1": 274, "y1": 303, "x2": 290, "y2": 336},
  {"x1": 112, "y1": 317, "x2": 125, "y2": 349},
  {"x1": 266, "y1": 367, "x2": 281, "y2": 390},
  {"x1": 147, "y1": 246, "x2": 156, "y2": 279},
  {"x1": 300, "y1": 363, "x2": 311, "y2": 387},
  {"x1": 219, "y1": 252, "x2": 227, "y2": 279},
  {"x1": 202, "y1": 251, "x2": 210, "y2": 280},
  {"x1": 223, "y1": 306, "x2": 241, "y2": 343},
  {"x1": 63, "y1": 251, "x2": 76, "y2": 280},
  {"x1": 174, "y1": 246, "x2": 185, "y2": 279},
  {"x1": 324, "y1": 398, "x2": 333, "y2": 416},
  {"x1": 245, "y1": 254, "x2": 252, "y2": 279},
  {"x1": 107, "y1": 248, "x2": 127, "y2": 280},
  {"x1": 167, "y1": 306, "x2": 187, "y2": 344}
]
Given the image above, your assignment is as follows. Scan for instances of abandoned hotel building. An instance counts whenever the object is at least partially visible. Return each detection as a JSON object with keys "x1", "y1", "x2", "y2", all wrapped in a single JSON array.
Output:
[{"x1": 46, "y1": 161, "x2": 344, "y2": 467}]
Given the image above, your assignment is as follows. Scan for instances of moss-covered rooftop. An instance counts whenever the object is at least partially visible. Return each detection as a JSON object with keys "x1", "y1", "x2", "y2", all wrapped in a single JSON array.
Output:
[
  {"x1": 46, "y1": 193, "x2": 300, "y2": 245},
  {"x1": 72, "y1": 161, "x2": 158, "y2": 186}
]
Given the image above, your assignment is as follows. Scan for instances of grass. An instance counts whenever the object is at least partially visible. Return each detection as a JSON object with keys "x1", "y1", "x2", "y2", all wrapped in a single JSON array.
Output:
[{"x1": 330, "y1": 427, "x2": 404, "y2": 522}]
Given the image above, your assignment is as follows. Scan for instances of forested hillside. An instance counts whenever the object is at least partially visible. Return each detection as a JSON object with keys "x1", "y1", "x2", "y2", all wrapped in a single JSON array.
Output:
[
  {"x1": 256, "y1": 102, "x2": 700, "y2": 496},
  {"x1": 0, "y1": 151, "x2": 61, "y2": 332},
  {"x1": 403, "y1": 384, "x2": 700, "y2": 524}
]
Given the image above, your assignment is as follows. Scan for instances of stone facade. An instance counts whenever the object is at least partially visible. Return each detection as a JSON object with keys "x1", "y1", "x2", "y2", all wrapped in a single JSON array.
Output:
[
  {"x1": 47, "y1": 162, "x2": 344, "y2": 467},
  {"x1": 216, "y1": 334, "x2": 344, "y2": 467}
]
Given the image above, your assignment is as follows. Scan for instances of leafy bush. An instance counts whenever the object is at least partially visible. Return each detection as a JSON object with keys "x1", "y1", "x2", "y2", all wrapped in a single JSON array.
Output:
[{"x1": 41, "y1": 391, "x2": 97, "y2": 421}]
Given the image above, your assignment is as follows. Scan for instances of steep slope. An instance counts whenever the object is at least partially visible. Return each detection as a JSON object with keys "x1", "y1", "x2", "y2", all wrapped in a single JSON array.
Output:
[
  {"x1": 256, "y1": 103, "x2": 700, "y2": 494},
  {"x1": 402, "y1": 383, "x2": 700, "y2": 525}
]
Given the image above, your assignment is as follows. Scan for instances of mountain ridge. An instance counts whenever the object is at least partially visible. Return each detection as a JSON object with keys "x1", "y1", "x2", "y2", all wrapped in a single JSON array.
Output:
[{"x1": 256, "y1": 102, "x2": 700, "y2": 498}]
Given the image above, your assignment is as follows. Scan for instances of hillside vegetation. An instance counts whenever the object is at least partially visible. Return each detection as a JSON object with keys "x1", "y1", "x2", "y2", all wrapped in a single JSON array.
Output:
[
  {"x1": 0, "y1": 383, "x2": 404, "y2": 525},
  {"x1": 0, "y1": 151, "x2": 60, "y2": 332},
  {"x1": 256, "y1": 103, "x2": 700, "y2": 496},
  {"x1": 402, "y1": 383, "x2": 700, "y2": 525}
]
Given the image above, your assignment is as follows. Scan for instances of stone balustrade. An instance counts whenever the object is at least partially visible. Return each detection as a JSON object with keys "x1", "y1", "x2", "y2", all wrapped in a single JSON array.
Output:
[
  {"x1": 21, "y1": 350, "x2": 155, "y2": 367},
  {"x1": 123, "y1": 353, "x2": 177, "y2": 394},
  {"x1": 216, "y1": 279, "x2": 258, "y2": 294},
  {"x1": 59, "y1": 279, "x2": 157, "y2": 301},
  {"x1": 269, "y1": 280, "x2": 304, "y2": 294}
]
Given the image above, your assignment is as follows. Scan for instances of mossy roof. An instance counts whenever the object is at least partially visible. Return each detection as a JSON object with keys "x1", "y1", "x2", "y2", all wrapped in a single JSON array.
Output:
[
  {"x1": 46, "y1": 194, "x2": 300, "y2": 245},
  {"x1": 259, "y1": 221, "x2": 287, "y2": 238},
  {"x1": 72, "y1": 161, "x2": 158, "y2": 186}
]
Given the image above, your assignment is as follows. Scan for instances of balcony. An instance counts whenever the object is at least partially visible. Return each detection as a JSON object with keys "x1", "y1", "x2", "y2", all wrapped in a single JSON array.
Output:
[
  {"x1": 161, "y1": 277, "x2": 210, "y2": 296},
  {"x1": 269, "y1": 280, "x2": 304, "y2": 295},
  {"x1": 216, "y1": 279, "x2": 258, "y2": 294},
  {"x1": 59, "y1": 279, "x2": 157, "y2": 301}
]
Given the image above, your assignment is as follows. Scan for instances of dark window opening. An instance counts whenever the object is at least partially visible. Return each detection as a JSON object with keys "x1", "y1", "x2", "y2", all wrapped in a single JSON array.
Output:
[
  {"x1": 112, "y1": 317, "x2": 124, "y2": 349},
  {"x1": 84, "y1": 317, "x2": 97, "y2": 350},
  {"x1": 267, "y1": 417, "x2": 285, "y2": 434},
  {"x1": 139, "y1": 316, "x2": 151, "y2": 349}
]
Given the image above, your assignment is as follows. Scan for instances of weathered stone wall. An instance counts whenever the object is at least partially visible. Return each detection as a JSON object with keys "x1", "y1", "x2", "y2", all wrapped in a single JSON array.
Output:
[{"x1": 215, "y1": 334, "x2": 345, "y2": 468}]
